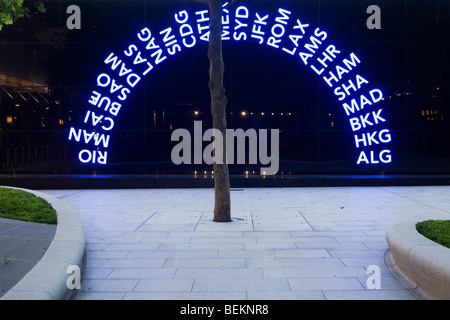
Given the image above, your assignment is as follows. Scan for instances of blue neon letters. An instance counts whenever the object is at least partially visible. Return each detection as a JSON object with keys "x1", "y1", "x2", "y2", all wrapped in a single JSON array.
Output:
[{"x1": 68, "y1": 2, "x2": 392, "y2": 167}]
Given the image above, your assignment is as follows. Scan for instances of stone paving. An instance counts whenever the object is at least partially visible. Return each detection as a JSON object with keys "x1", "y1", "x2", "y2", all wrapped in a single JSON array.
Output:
[{"x1": 43, "y1": 186, "x2": 450, "y2": 300}]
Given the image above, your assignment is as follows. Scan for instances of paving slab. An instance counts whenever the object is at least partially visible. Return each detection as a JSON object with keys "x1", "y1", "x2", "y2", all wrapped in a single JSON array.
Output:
[{"x1": 37, "y1": 186, "x2": 450, "y2": 300}]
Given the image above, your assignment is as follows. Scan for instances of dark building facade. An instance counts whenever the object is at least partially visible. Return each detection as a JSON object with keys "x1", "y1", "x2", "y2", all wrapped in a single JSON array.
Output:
[{"x1": 0, "y1": 0, "x2": 449, "y2": 184}]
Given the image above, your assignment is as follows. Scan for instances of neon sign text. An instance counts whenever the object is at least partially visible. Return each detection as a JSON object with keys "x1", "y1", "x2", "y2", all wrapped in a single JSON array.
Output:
[{"x1": 68, "y1": 2, "x2": 393, "y2": 169}]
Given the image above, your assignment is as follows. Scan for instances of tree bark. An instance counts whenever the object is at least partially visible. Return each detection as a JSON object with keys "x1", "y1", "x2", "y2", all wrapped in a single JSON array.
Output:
[{"x1": 208, "y1": 0, "x2": 231, "y2": 222}]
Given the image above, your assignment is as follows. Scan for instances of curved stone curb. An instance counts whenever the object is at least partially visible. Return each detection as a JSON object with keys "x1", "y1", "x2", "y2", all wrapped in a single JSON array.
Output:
[
  {"x1": 0, "y1": 187, "x2": 86, "y2": 300},
  {"x1": 386, "y1": 220, "x2": 450, "y2": 300}
]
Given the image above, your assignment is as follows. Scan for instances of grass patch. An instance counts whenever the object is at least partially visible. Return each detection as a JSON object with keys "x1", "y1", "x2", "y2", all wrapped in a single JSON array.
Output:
[
  {"x1": 0, "y1": 187, "x2": 57, "y2": 224},
  {"x1": 416, "y1": 220, "x2": 450, "y2": 249}
]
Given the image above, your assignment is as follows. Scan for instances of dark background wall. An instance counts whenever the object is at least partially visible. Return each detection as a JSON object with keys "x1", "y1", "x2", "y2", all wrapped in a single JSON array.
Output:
[{"x1": 0, "y1": 0, "x2": 449, "y2": 176}]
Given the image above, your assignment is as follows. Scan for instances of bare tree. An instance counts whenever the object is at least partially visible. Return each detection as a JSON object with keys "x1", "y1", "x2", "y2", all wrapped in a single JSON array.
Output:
[
  {"x1": 207, "y1": 0, "x2": 231, "y2": 222},
  {"x1": 140, "y1": 0, "x2": 234, "y2": 222}
]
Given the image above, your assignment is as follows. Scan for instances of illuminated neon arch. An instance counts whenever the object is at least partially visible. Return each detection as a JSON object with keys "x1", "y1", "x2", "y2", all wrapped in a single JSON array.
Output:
[{"x1": 68, "y1": 2, "x2": 393, "y2": 170}]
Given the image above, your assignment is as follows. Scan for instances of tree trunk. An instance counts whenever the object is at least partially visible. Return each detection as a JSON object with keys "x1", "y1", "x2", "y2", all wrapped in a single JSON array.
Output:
[{"x1": 208, "y1": 0, "x2": 231, "y2": 222}]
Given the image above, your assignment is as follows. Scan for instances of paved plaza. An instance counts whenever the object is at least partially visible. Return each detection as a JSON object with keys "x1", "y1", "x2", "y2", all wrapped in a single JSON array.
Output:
[{"x1": 42, "y1": 186, "x2": 450, "y2": 300}]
